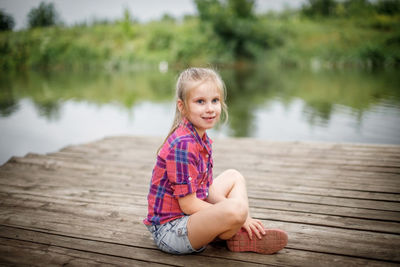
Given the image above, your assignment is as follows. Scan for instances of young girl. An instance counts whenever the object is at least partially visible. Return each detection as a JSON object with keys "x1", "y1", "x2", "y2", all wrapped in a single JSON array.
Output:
[{"x1": 144, "y1": 67, "x2": 288, "y2": 254}]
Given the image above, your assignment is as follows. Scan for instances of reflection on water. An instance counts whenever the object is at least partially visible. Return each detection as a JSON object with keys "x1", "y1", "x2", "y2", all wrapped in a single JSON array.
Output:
[{"x1": 0, "y1": 66, "x2": 399, "y2": 164}]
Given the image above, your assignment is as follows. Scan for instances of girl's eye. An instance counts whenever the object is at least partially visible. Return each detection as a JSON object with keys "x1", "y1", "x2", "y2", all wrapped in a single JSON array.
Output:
[
  {"x1": 196, "y1": 99, "x2": 205, "y2": 104},
  {"x1": 212, "y1": 98, "x2": 220, "y2": 103}
]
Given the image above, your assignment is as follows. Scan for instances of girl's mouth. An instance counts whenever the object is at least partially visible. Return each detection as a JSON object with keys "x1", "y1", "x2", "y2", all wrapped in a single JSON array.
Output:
[{"x1": 202, "y1": 116, "x2": 216, "y2": 122}]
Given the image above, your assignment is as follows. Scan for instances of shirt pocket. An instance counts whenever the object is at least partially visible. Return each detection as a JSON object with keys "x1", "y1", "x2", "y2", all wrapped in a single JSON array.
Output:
[{"x1": 196, "y1": 157, "x2": 208, "y2": 185}]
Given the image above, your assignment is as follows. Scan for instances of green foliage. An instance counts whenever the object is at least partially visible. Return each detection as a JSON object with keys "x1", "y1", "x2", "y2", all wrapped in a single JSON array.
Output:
[
  {"x1": 375, "y1": 0, "x2": 400, "y2": 15},
  {"x1": 358, "y1": 43, "x2": 386, "y2": 69},
  {"x1": 0, "y1": 9, "x2": 15, "y2": 31},
  {"x1": 0, "y1": 1, "x2": 399, "y2": 71},
  {"x1": 120, "y1": 8, "x2": 135, "y2": 37},
  {"x1": 27, "y1": 2, "x2": 60, "y2": 28},
  {"x1": 146, "y1": 24, "x2": 173, "y2": 51},
  {"x1": 301, "y1": 0, "x2": 338, "y2": 17},
  {"x1": 339, "y1": 0, "x2": 374, "y2": 17},
  {"x1": 302, "y1": 0, "x2": 400, "y2": 18},
  {"x1": 195, "y1": 0, "x2": 269, "y2": 59},
  {"x1": 256, "y1": 12, "x2": 400, "y2": 70}
]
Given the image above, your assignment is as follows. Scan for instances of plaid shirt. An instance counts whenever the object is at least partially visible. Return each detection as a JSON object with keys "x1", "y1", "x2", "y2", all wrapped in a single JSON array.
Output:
[{"x1": 144, "y1": 118, "x2": 213, "y2": 226}]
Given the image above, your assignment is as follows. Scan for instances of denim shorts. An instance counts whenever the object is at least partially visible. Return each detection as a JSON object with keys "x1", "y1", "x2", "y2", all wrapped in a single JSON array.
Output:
[{"x1": 146, "y1": 216, "x2": 206, "y2": 254}]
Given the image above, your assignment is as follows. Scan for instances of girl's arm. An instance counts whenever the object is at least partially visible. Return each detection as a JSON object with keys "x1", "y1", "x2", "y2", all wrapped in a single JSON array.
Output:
[{"x1": 178, "y1": 192, "x2": 213, "y2": 215}]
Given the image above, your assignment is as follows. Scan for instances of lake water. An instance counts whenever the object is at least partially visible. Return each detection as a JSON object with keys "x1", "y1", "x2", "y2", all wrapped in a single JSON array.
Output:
[{"x1": 1, "y1": 66, "x2": 399, "y2": 165}]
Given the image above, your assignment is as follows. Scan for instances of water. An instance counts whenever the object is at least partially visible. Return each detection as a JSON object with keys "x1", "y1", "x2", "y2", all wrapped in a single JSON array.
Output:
[{"x1": 1, "y1": 67, "x2": 399, "y2": 165}]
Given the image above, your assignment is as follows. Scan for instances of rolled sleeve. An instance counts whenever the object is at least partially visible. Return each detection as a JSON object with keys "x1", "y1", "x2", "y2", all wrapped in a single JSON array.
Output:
[{"x1": 166, "y1": 141, "x2": 199, "y2": 198}]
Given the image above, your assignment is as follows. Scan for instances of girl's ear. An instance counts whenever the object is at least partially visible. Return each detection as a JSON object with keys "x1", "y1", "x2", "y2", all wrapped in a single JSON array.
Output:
[{"x1": 177, "y1": 99, "x2": 185, "y2": 115}]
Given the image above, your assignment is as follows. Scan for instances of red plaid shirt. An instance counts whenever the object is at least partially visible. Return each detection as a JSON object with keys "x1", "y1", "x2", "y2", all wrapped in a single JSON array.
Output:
[{"x1": 143, "y1": 118, "x2": 213, "y2": 225}]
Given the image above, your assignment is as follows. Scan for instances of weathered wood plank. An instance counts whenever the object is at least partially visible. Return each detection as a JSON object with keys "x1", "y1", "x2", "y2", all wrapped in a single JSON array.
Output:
[
  {"x1": 7, "y1": 153, "x2": 400, "y2": 188},
  {"x1": 1, "y1": 190, "x2": 399, "y2": 235},
  {"x1": 1, "y1": 226, "x2": 395, "y2": 267},
  {"x1": 3, "y1": 156, "x2": 400, "y2": 197},
  {"x1": 52, "y1": 144, "x2": 400, "y2": 168},
  {"x1": 1, "y1": 196, "x2": 399, "y2": 262},
  {"x1": 1, "y1": 168, "x2": 398, "y2": 213},
  {"x1": 23, "y1": 147, "x2": 400, "y2": 177},
  {"x1": 0, "y1": 237, "x2": 166, "y2": 267},
  {"x1": 2, "y1": 165, "x2": 399, "y2": 202},
  {"x1": 1, "y1": 178, "x2": 399, "y2": 224}
]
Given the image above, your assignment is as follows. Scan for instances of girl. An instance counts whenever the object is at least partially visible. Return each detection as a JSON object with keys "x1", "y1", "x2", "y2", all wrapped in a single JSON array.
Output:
[{"x1": 144, "y1": 67, "x2": 288, "y2": 254}]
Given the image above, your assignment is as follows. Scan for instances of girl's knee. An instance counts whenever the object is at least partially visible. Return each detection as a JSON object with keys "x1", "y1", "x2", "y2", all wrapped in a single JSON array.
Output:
[
  {"x1": 225, "y1": 169, "x2": 245, "y2": 183},
  {"x1": 223, "y1": 198, "x2": 247, "y2": 226}
]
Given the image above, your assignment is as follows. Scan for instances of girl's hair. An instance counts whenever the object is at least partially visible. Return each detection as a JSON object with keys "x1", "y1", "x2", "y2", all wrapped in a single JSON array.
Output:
[{"x1": 159, "y1": 67, "x2": 228, "y2": 151}]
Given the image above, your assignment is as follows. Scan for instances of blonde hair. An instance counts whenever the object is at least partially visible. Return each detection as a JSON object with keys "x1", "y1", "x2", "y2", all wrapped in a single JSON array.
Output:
[{"x1": 159, "y1": 67, "x2": 228, "y2": 151}]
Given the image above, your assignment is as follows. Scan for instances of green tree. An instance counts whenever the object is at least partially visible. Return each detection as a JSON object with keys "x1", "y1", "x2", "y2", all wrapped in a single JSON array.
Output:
[
  {"x1": 121, "y1": 8, "x2": 133, "y2": 36},
  {"x1": 342, "y1": 0, "x2": 373, "y2": 17},
  {"x1": 0, "y1": 9, "x2": 15, "y2": 31},
  {"x1": 374, "y1": 0, "x2": 400, "y2": 15},
  {"x1": 302, "y1": 0, "x2": 338, "y2": 17},
  {"x1": 27, "y1": 2, "x2": 60, "y2": 28},
  {"x1": 195, "y1": 0, "x2": 268, "y2": 59}
]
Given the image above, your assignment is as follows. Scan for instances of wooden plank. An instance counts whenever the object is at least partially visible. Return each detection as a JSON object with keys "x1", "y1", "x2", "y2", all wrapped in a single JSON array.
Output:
[
  {"x1": 0, "y1": 237, "x2": 166, "y2": 267},
  {"x1": 2, "y1": 192, "x2": 399, "y2": 237},
  {"x1": 53, "y1": 143, "x2": 400, "y2": 167},
  {"x1": 249, "y1": 199, "x2": 400, "y2": 222},
  {"x1": 1, "y1": 166, "x2": 399, "y2": 212},
  {"x1": 250, "y1": 208, "x2": 400, "y2": 234},
  {"x1": 33, "y1": 146, "x2": 400, "y2": 174},
  {"x1": 1, "y1": 171, "x2": 399, "y2": 205},
  {"x1": 0, "y1": 226, "x2": 269, "y2": 267},
  {"x1": 2, "y1": 160, "x2": 399, "y2": 206},
  {"x1": 8, "y1": 152, "x2": 400, "y2": 187},
  {"x1": 1, "y1": 196, "x2": 399, "y2": 263},
  {"x1": 1, "y1": 190, "x2": 399, "y2": 235},
  {"x1": 0, "y1": 228, "x2": 394, "y2": 266},
  {"x1": 2, "y1": 178, "x2": 399, "y2": 224},
  {"x1": 3, "y1": 156, "x2": 400, "y2": 195}
]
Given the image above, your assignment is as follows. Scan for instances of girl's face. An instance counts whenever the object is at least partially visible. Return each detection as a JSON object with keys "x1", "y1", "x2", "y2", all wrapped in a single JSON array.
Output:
[{"x1": 179, "y1": 81, "x2": 222, "y2": 137}]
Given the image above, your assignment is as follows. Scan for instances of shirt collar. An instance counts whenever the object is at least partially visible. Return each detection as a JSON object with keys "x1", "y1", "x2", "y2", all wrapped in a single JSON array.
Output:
[{"x1": 181, "y1": 118, "x2": 212, "y2": 155}]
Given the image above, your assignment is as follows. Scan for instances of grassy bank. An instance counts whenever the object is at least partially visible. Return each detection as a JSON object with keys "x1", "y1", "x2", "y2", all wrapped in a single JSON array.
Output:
[
  {"x1": 258, "y1": 12, "x2": 400, "y2": 69},
  {"x1": 1, "y1": 12, "x2": 399, "y2": 71}
]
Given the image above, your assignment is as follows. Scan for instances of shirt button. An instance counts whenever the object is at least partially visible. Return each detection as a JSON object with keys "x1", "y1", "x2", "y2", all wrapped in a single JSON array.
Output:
[
  {"x1": 188, "y1": 177, "x2": 192, "y2": 181},
  {"x1": 206, "y1": 154, "x2": 209, "y2": 158}
]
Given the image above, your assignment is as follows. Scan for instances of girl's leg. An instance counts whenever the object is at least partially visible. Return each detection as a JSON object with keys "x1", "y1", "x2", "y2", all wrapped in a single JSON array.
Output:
[
  {"x1": 187, "y1": 169, "x2": 249, "y2": 249},
  {"x1": 207, "y1": 169, "x2": 248, "y2": 205}
]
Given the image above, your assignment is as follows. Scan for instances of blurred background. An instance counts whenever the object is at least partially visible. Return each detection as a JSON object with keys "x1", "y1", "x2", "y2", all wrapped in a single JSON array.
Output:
[{"x1": 0, "y1": 0, "x2": 399, "y2": 164}]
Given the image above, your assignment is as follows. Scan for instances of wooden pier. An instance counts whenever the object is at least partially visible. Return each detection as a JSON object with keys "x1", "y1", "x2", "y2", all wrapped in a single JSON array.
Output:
[{"x1": 0, "y1": 136, "x2": 399, "y2": 266}]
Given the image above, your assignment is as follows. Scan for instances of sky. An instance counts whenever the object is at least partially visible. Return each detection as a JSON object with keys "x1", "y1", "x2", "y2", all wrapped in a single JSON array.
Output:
[{"x1": 0, "y1": 0, "x2": 306, "y2": 30}]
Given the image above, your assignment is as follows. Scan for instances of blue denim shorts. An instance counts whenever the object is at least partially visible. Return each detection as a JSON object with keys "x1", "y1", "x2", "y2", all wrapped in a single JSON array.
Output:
[{"x1": 146, "y1": 216, "x2": 206, "y2": 254}]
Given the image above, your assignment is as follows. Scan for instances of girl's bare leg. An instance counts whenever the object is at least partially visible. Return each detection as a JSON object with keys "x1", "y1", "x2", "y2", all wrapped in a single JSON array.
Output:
[
  {"x1": 187, "y1": 169, "x2": 249, "y2": 249},
  {"x1": 207, "y1": 169, "x2": 248, "y2": 205}
]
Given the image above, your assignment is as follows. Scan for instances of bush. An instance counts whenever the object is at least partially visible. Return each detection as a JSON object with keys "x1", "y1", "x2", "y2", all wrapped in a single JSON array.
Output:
[
  {"x1": 341, "y1": 0, "x2": 373, "y2": 17},
  {"x1": 27, "y1": 2, "x2": 60, "y2": 28},
  {"x1": 374, "y1": 0, "x2": 400, "y2": 15},
  {"x1": 0, "y1": 9, "x2": 15, "y2": 31},
  {"x1": 194, "y1": 0, "x2": 270, "y2": 59},
  {"x1": 302, "y1": 0, "x2": 338, "y2": 17}
]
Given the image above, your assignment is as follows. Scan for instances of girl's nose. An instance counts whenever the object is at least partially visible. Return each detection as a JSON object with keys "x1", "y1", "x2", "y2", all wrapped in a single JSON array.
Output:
[{"x1": 206, "y1": 102, "x2": 213, "y2": 112}]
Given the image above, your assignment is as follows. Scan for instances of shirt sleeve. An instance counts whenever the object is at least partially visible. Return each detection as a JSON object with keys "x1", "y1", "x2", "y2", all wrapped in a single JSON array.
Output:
[{"x1": 166, "y1": 141, "x2": 199, "y2": 198}]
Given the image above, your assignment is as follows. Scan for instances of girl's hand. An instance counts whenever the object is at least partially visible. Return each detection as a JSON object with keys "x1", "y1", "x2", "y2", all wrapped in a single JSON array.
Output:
[{"x1": 242, "y1": 216, "x2": 266, "y2": 240}]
